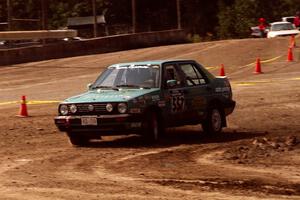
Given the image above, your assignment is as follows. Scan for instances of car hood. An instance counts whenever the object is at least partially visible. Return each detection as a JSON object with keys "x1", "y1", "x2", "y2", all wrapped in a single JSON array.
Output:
[{"x1": 63, "y1": 88, "x2": 160, "y2": 103}]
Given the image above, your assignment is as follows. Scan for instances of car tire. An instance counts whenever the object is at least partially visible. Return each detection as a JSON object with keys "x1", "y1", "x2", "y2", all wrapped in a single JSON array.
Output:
[
  {"x1": 67, "y1": 132, "x2": 89, "y2": 146},
  {"x1": 143, "y1": 111, "x2": 163, "y2": 142},
  {"x1": 202, "y1": 106, "x2": 223, "y2": 135}
]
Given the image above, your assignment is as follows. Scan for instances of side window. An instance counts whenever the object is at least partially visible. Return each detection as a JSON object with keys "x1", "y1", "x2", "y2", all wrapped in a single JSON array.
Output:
[
  {"x1": 164, "y1": 64, "x2": 182, "y2": 88},
  {"x1": 179, "y1": 63, "x2": 207, "y2": 86}
]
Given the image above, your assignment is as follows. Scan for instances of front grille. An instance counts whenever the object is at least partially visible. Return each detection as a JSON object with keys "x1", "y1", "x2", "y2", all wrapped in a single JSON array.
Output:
[
  {"x1": 75, "y1": 103, "x2": 109, "y2": 115},
  {"x1": 94, "y1": 104, "x2": 108, "y2": 112}
]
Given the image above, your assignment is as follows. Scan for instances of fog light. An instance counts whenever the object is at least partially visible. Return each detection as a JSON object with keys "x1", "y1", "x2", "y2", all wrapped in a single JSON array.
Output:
[
  {"x1": 88, "y1": 104, "x2": 94, "y2": 111},
  {"x1": 118, "y1": 103, "x2": 127, "y2": 114},
  {"x1": 106, "y1": 103, "x2": 113, "y2": 112},
  {"x1": 69, "y1": 104, "x2": 77, "y2": 114}
]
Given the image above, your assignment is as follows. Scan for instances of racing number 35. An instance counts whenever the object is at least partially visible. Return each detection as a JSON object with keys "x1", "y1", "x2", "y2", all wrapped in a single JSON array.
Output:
[{"x1": 171, "y1": 94, "x2": 185, "y2": 113}]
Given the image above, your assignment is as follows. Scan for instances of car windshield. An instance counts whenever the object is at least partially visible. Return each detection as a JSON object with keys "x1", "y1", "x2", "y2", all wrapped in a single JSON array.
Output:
[
  {"x1": 92, "y1": 64, "x2": 160, "y2": 89},
  {"x1": 271, "y1": 23, "x2": 295, "y2": 31}
]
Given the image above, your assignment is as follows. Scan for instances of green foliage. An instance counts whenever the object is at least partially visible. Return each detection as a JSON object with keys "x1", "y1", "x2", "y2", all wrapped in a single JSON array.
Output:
[
  {"x1": 217, "y1": 0, "x2": 296, "y2": 39},
  {"x1": 217, "y1": 1, "x2": 237, "y2": 39},
  {"x1": 48, "y1": 0, "x2": 109, "y2": 29},
  {"x1": 2, "y1": 0, "x2": 300, "y2": 39},
  {"x1": 48, "y1": 1, "x2": 70, "y2": 29},
  {"x1": 182, "y1": 0, "x2": 219, "y2": 38}
]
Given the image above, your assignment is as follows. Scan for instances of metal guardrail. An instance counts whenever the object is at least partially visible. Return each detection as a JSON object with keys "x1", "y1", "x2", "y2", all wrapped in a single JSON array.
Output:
[
  {"x1": 0, "y1": 30, "x2": 77, "y2": 40},
  {"x1": 0, "y1": 29, "x2": 187, "y2": 66}
]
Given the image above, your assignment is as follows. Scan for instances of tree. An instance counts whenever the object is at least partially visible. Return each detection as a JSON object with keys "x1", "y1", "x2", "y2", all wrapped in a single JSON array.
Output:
[
  {"x1": 47, "y1": 0, "x2": 109, "y2": 29},
  {"x1": 2, "y1": 0, "x2": 300, "y2": 39},
  {"x1": 217, "y1": 0, "x2": 237, "y2": 39},
  {"x1": 182, "y1": 0, "x2": 219, "y2": 40},
  {"x1": 217, "y1": 0, "x2": 292, "y2": 39}
]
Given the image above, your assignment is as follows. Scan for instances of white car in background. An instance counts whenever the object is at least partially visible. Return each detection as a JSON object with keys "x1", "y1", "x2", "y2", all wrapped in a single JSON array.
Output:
[
  {"x1": 267, "y1": 22, "x2": 300, "y2": 38},
  {"x1": 282, "y1": 16, "x2": 295, "y2": 23}
]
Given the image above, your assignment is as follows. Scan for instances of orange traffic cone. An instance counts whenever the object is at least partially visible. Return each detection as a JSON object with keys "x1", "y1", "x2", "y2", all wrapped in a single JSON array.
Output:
[
  {"x1": 17, "y1": 95, "x2": 29, "y2": 117},
  {"x1": 254, "y1": 58, "x2": 262, "y2": 74},
  {"x1": 290, "y1": 35, "x2": 296, "y2": 47},
  {"x1": 287, "y1": 47, "x2": 294, "y2": 62},
  {"x1": 219, "y1": 64, "x2": 225, "y2": 76}
]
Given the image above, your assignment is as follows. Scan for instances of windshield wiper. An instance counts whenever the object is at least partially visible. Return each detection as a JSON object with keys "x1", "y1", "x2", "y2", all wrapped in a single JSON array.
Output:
[
  {"x1": 116, "y1": 84, "x2": 151, "y2": 89},
  {"x1": 93, "y1": 85, "x2": 119, "y2": 91},
  {"x1": 116, "y1": 84, "x2": 140, "y2": 88}
]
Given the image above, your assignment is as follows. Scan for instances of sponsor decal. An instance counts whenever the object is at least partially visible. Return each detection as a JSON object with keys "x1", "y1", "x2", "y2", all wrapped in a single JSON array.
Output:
[
  {"x1": 170, "y1": 91, "x2": 185, "y2": 113},
  {"x1": 222, "y1": 87, "x2": 231, "y2": 92},
  {"x1": 130, "y1": 108, "x2": 141, "y2": 114},
  {"x1": 158, "y1": 101, "x2": 166, "y2": 107},
  {"x1": 151, "y1": 95, "x2": 160, "y2": 101},
  {"x1": 131, "y1": 122, "x2": 142, "y2": 128},
  {"x1": 215, "y1": 87, "x2": 230, "y2": 93},
  {"x1": 170, "y1": 90, "x2": 181, "y2": 95},
  {"x1": 215, "y1": 87, "x2": 222, "y2": 92},
  {"x1": 112, "y1": 65, "x2": 150, "y2": 69}
]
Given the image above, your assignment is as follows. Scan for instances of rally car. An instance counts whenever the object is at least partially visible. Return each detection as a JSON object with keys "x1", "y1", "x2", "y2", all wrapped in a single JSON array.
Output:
[{"x1": 54, "y1": 60, "x2": 235, "y2": 146}]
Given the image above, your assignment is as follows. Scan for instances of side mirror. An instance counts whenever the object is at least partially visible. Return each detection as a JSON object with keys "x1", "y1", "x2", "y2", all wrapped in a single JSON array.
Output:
[
  {"x1": 87, "y1": 83, "x2": 93, "y2": 90},
  {"x1": 166, "y1": 79, "x2": 177, "y2": 88}
]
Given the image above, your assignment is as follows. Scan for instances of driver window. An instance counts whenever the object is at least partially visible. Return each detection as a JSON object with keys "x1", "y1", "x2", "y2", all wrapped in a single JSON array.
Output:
[{"x1": 164, "y1": 64, "x2": 181, "y2": 88}]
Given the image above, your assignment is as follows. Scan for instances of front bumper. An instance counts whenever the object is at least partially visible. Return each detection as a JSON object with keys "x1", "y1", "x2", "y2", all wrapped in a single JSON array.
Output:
[{"x1": 54, "y1": 114, "x2": 143, "y2": 135}]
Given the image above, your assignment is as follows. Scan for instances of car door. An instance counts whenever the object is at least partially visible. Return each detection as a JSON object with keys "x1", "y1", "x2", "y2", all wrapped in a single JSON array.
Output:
[
  {"x1": 176, "y1": 62, "x2": 212, "y2": 123},
  {"x1": 161, "y1": 62, "x2": 188, "y2": 127}
]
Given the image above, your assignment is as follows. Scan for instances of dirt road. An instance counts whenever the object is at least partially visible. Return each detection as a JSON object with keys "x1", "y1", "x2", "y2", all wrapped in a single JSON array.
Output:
[{"x1": 0, "y1": 37, "x2": 299, "y2": 199}]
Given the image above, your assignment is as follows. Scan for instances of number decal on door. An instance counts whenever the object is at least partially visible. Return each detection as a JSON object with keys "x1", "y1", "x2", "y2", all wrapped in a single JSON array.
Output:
[{"x1": 171, "y1": 95, "x2": 185, "y2": 113}]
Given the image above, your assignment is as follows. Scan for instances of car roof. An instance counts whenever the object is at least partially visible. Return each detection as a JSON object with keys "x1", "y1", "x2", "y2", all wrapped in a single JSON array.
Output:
[
  {"x1": 270, "y1": 21, "x2": 293, "y2": 25},
  {"x1": 110, "y1": 60, "x2": 196, "y2": 67},
  {"x1": 282, "y1": 16, "x2": 295, "y2": 19}
]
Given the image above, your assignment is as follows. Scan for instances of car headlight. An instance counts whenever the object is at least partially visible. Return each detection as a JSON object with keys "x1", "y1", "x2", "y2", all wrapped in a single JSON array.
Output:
[
  {"x1": 60, "y1": 104, "x2": 69, "y2": 115},
  {"x1": 118, "y1": 103, "x2": 127, "y2": 114},
  {"x1": 106, "y1": 103, "x2": 113, "y2": 112},
  {"x1": 69, "y1": 104, "x2": 77, "y2": 114},
  {"x1": 88, "y1": 104, "x2": 94, "y2": 112}
]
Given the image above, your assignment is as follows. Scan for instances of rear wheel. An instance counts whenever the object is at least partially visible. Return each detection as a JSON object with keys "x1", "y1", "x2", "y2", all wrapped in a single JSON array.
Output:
[
  {"x1": 202, "y1": 107, "x2": 223, "y2": 135},
  {"x1": 67, "y1": 132, "x2": 90, "y2": 146}
]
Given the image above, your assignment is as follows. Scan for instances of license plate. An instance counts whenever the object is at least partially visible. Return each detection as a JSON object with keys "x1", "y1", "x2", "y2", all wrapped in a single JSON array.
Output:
[{"x1": 81, "y1": 117, "x2": 97, "y2": 126}]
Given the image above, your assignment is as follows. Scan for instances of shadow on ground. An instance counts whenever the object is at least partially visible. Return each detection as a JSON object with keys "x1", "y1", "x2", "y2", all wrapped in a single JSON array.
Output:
[{"x1": 84, "y1": 127, "x2": 268, "y2": 148}]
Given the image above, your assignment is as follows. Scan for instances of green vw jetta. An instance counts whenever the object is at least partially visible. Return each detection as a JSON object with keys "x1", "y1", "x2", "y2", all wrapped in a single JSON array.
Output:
[{"x1": 54, "y1": 60, "x2": 235, "y2": 145}]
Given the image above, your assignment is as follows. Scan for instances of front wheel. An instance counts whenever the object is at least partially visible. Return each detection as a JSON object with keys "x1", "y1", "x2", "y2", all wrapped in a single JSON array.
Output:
[
  {"x1": 202, "y1": 107, "x2": 223, "y2": 135},
  {"x1": 143, "y1": 111, "x2": 163, "y2": 142}
]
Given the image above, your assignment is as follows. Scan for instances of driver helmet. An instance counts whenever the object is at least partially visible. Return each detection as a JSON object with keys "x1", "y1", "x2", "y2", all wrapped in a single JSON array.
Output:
[{"x1": 259, "y1": 18, "x2": 265, "y2": 23}]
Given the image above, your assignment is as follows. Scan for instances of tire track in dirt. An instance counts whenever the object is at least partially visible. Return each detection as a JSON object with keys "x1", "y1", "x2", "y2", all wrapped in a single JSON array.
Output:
[
  {"x1": 0, "y1": 149, "x2": 219, "y2": 200},
  {"x1": 108, "y1": 141, "x2": 300, "y2": 197},
  {"x1": 196, "y1": 149, "x2": 300, "y2": 181}
]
